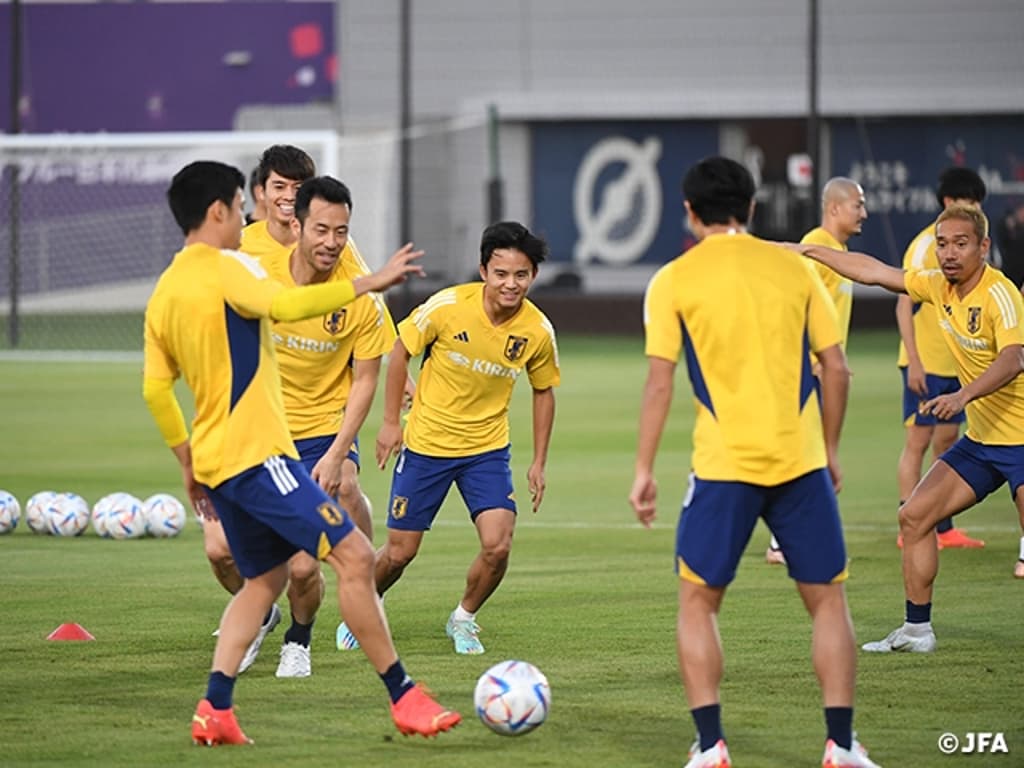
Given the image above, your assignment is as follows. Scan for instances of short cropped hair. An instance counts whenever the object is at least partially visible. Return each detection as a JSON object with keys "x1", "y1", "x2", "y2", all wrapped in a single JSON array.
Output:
[
  {"x1": 936, "y1": 203, "x2": 989, "y2": 243},
  {"x1": 256, "y1": 144, "x2": 315, "y2": 187},
  {"x1": 936, "y1": 167, "x2": 986, "y2": 207},
  {"x1": 167, "y1": 161, "x2": 245, "y2": 236},
  {"x1": 248, "y1": 166, "x2": 261, "y2": 196},
  {"x1": 479, "y1": 221, "x2": 549, "y2": 269},
  {"x1": 683, "y1": 156, "x2": 756, "y2": 226},
  {"x1": 295, "y1": 176, "x2": 353, "y2": 225}
]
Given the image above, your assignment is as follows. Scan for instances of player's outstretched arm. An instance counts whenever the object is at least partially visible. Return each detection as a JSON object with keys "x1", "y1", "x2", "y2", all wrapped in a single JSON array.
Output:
[
  {"x1": 353, "y1": 243, "x2": 425, "y2": 296},
  {"x1": 267, "y1": 244, "x2": 423, "y2": 324},
  {"x1": 788, "y1": 242, "x2": 907, "y2": 294}
]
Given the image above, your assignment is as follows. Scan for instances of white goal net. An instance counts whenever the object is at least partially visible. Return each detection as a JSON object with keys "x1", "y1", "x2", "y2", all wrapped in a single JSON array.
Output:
[{"x1": 0, "y1": 130, "x2": 400, "y2": 351}]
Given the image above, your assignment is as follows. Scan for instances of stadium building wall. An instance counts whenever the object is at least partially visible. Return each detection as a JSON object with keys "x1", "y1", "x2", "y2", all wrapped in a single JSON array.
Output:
[{"x1": 334, "y1": 0, "x2": 1024, "y2": 310}]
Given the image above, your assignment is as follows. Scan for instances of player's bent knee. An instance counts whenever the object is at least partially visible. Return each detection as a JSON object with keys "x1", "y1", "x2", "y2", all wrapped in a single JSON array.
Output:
[
  {"x1": 288, "y1": 556, "x2": 321, "y2": 584},
  {"x1": 383, "y1": 540, "x2": 419, "y2": 570},
  {"x1": 898, "y1": 503, "x2": 936, "y2": 534},
  {"x1": 482, "y1": 538, "x2": 513, "y2": 564}
]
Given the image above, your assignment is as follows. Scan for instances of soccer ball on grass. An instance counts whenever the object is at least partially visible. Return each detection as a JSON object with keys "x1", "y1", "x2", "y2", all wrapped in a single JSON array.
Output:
[
  {"x1": 25, "y1": 491, "x2": 59, "y2": 534},
  {"x1": 474, "y1": 659, "x2": 551, "y2": 736},
  {"x1": 142, "y1": 493, "x2": 187, "y2": 537},
  {"x1": 48, "y1": 492, "x2": 90, "y2": 536},
  {"x1": 0, "y1": 490, "x2": 20, "y2": 534}
]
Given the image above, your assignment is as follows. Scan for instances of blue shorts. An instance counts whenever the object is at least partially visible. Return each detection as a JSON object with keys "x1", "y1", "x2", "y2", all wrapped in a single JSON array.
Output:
[
  {"x1": 203, "y1": 455, "x2": 355, "y2": 578},
  {"x1": 293, "y1": 435, "x2": 360, "y2": 473},
  {"x1": 386, "y1": 445, "x2": 516, "y2": 532},
  {"x1": 900, "y1": 367, "x2": 965, "y2": 426},
  {"x1": 940, "y1": 435, "x2": 1024, "y2": 502},
  {"x1": 676, "y1": 468, "x2": 847, "y2": 587}
]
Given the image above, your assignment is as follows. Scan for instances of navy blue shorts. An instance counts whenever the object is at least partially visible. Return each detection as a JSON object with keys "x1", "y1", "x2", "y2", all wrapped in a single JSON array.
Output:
[
  {"x1": 386, "y1": 445, "x2": 516, "y2": 531},
  {"x1": 676, "y1": 468, "x2": 848, "y2": 587},
  {"x1": 293, "y1": 434, "x2": 360, "y2": 473},
  {"x1": 940, "y1": 435, "x2": 1024, "y2": 502},
  {"x1": 900, "y1": 367, "x2": 965, "y2": 427},
  {"x1": 204, "y1": 455, "x2": 355, "y2": 578}
]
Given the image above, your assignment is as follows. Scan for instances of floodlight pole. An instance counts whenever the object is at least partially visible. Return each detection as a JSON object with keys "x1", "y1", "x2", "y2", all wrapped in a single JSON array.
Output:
[
  {"x1": 398, "y1": 0, "x2": 413, "y2": 309},
  {"x1": 806, "y1": 0, "x2": 821, "y2": 231},
  {"x1": 399, "y1": 0, "x2": 411, "y2": 246},
  {"x1": 7, "y1": 0, "x2": 23, "y2": 347},
  {"x1": 487, "y1": 104, "x2": 504, "y2": 224}
]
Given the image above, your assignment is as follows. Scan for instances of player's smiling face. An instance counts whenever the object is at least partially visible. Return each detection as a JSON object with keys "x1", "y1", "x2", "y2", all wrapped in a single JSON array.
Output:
[
  {"x1": 263, "y1": 171, "x2": 305, "y2": 227},
  {"x1": 295, "y1": 197, "x2": 350, "y2": 276},
  {"x1": 480, "y1": 248, "x2": 536, "y2": 312},
  {"x1": 935, "y1": 216, "x2": 988, "y2": 287}
]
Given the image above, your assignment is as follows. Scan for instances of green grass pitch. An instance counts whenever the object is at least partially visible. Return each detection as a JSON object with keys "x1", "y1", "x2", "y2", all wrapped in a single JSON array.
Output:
[{"x1": 0, "y1": 330, "x2": 1021, "y2": 767}]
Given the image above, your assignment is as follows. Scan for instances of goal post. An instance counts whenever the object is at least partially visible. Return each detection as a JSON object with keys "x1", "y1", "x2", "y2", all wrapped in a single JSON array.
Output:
[{"x1": 0, "y1": 130, "x2": 399, "y2": 352}]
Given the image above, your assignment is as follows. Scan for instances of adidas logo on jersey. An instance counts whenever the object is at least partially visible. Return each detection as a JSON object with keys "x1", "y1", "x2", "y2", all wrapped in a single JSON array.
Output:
[{"x1": 453, "y1": 330, "x2": 470, "y2": 342}]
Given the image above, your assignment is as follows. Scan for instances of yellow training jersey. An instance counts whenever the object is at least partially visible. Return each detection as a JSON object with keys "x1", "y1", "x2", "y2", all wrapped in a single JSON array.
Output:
[
  {"x1": 143, "y1": 243, "x2": 297, "y2": 487},
  {"x1": 644, "y1": 231, "x2": 842, "y2": 486},
  {"x1": 904, "y1": 265, "x2": 1024, "y2": 445},
  {"x1": 801, "y1": 227, "x2": 853, "y2": 350},
  {"x1": 898, "y1": 224, "x2": 957, "y2": 376},
  {"x1": 399, "y1": 283, "x2": 561, "y2": 457},
  {"x1": 261, "y1": 249, "x2": 396, "y2": 440},
  {"x1": 241, "y1": 220, "x2": 373, "y2": 277}
]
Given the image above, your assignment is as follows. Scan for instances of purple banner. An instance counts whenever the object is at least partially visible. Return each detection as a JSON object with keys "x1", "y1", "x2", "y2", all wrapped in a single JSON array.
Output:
[{"x1": 0, "y1": 2, "x2": 336, "y2": 132}]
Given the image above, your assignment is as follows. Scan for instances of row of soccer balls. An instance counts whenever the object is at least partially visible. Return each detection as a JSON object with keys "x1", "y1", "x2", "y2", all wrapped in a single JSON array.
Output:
[{"x1": 0, "y1": 490, "x2": 187, "y2": 538}]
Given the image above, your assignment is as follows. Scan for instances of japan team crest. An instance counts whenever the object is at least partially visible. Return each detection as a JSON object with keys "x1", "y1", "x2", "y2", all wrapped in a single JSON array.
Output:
[
  {"x1": 323, "y1": 308, "x2": 347, "y2": 335},
  {"x1": 391, "y1": 496, "x2": 408, "y2": 520},
  {"x1": 504, "y1": 335, "x2": 529, "y2": 362},
  {"x1": 966, "y1": 306, "x2": 982, "y2": 334}
]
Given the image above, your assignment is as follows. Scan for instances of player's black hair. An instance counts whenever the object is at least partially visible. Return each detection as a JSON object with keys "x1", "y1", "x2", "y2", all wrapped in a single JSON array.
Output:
[
  {"x1": 248, "y1": 165, "x2": 261, "y2": 196},
  {"x1": 295, "y1": 176, "x2": 353, "y2": 225},
  {"x1": 256, "y1": 144, "x2": 315, "y2": 187},
  {"x1": 479, "y1": 221, "x2": 549, "y2": 269},
  {"x1": 936, "y1": 167, "x2": 986, "y2": 207},
  {"x1": 682, "y1": 156, "x2": 756, "y2": 226},
  {"x1": 167, "y1": 161, "x2": 245, "y2": 236}
]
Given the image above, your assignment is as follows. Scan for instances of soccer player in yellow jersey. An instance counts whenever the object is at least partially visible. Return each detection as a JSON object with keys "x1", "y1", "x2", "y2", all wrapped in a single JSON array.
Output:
[
  {"x1": 767, "y1": 176, "x2": 867, "y2": 565},
  {"x1": 895, "y1": 167, "x2": 989, "y2": 552},
  {"x1": 336, "y1": 221, "x2": 560, "y2": 657},
  {"x1": 202, "y1": 146, "x2": 394, "y2": 673},
  {"x1": 205, "y1": 177, "x2": 398, "y2": 678},
  {"x1": 798, "y1": 204, "x2": 1024, "y2": 656},
  {"x1": 143, "y1": 160, "x2": 459, "y2": 744},
  {"x1": 631, "y1": 157, "x2": 879, "y2": 768}
]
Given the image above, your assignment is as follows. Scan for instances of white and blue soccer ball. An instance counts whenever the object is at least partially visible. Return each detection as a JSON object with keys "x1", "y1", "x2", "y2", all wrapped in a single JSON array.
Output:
[
  {"x1": 474, "y1": 659, "x2": 551, "y2": 736},
  {"x1": 25, "y1": 490, "x2": 59, "y2": 534},
  {"x1": 105, "y1": 493, "x2": 146, "y2": 539},
  {"x1": 48, "y1": 492, "x2": 90, "y2": 536},
  {"x1": 90, "y1": 493, "x2": 121, "y2": 538},
  {"x1": 142, "y1": 493, "x2": 187, "y2": 537},
  {"x1": 0, "y1": 490, "x2": 20, "y2": 534}
]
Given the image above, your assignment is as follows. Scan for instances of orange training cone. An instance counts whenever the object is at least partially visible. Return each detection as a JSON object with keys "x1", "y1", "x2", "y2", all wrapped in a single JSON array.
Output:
[{"x1": 47, "y1": 623, "x2": 96, "y2": 641}]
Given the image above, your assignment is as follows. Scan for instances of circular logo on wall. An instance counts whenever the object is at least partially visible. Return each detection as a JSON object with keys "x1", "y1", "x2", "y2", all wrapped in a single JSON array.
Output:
[{"x1": 573, "y1": 136, "x2": 662, "y2": 265}]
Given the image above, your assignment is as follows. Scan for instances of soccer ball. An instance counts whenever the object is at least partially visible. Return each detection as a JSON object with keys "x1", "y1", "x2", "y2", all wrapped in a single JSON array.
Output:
[
  {"x1": 474, "y1": 660, "x2": 551, "y2": 736},
  {"x1": 90, "y1": 493, "x2": 121, "y2": 538},
  {"x1": 25, "y1": 490, "x2": 59, "y2": 534},
  {"x1": 0, "y1": 490, "x2": 20, "y2": 534},
  {"x1": 48, "y1": 492, "x2": 90, "y2": 536},
  {"x1": 105, "y1": 493, "x2": 146, "y2": 539},
  {"x1": 142, "y1": 493, "x2": 187, "y2": 537}
]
